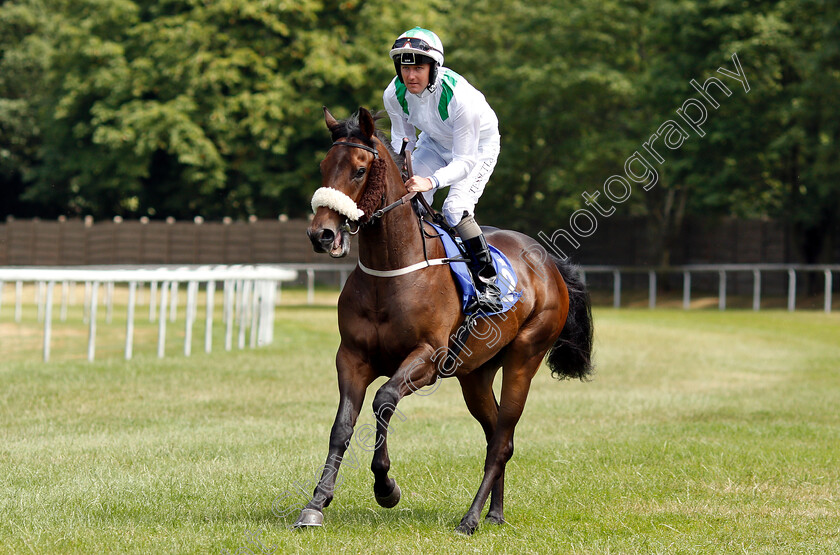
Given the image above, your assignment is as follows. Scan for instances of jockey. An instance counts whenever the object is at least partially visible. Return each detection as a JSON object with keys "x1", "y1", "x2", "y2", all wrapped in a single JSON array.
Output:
[{"x1": 383, "y1": 26, "x2": 503, "y2": 313}]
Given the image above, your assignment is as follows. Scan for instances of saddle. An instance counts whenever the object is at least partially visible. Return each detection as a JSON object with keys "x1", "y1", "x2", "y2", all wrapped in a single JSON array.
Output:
[{"x1": 418, "y1": 215, "x2": 522, "y2": 317}]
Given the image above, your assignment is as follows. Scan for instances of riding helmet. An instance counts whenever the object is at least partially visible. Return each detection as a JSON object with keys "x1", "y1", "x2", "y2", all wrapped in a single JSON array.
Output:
[{"x1": 390, "y1": 27, "x2": 444, "y2": 90}]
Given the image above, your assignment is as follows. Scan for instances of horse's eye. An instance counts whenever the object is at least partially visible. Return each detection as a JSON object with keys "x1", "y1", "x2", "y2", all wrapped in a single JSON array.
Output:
[{"x1": 355, "y1": 167, "x2": 366, "y2": 179}]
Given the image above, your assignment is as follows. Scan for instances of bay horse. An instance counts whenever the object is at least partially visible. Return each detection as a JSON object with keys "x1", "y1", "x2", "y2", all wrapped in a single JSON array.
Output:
[{"x1": 301, "y1": 107, "x2": 593, "y2": 535}]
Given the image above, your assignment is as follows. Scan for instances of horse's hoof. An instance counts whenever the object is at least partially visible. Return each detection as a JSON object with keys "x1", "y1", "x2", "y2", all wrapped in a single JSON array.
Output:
[
  {"x1": 454, "y1": 522, "x2": 477, "y2": 536},
  {"x1": 485, "y1": 513, "x2": 505, "y2": 525},
  {"x1": 374, "y1": 482, "x2": 401, "y2": 508},
  {"x1": 455, "y1": 516, "x2": 478, "y2": 535},
  {"x1": 293, "y1": 508, "x2": 324, "y2": 528}
]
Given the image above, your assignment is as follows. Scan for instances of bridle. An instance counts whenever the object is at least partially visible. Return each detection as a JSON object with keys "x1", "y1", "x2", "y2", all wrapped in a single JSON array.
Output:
[
  {"x1": 325, "y1": 138, "x2": 463, "y2": 276},
  {"x1": 328, "y1": 139, "x2": 427, "y2": 234},
  {"x1": 331, "y1": 140, "x2": 379, "y2": 159}
]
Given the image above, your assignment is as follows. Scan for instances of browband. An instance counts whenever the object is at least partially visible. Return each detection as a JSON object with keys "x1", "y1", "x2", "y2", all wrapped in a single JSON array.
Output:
[{"x1": 331, "y1": 140, "x2": 379, "y2": 159}]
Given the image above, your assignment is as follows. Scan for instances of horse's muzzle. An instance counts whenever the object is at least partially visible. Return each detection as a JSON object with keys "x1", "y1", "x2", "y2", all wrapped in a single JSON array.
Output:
[
  {"x1": 307, "y1": 227, "x2": 329, "y2": 253},
  {"x1": 308, "y1": 227, "x2": 349, "y2": 258}
]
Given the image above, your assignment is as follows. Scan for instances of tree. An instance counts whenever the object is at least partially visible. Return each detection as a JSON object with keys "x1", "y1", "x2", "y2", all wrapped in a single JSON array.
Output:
[
  {"x1": 638, "y1": 0, "x2": 840, "y2": 264},
  {"x1": 448, "y1": 0, "x2": 839, "y2": 264},
  {"x1": 1, "y1": 0, "x2": 445, "y2": 219},
  {"x1": 443, "y1": 1, "x2": 637, "y2": 232},
  {"x1": 0, "y1": 0, "x2": 52, "y2": 217}
]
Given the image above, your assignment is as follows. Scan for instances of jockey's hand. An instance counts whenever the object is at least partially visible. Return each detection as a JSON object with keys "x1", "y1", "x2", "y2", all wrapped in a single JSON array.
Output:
[{"x1": 405, "y1": 176, "x2": 434, "y2": 193}]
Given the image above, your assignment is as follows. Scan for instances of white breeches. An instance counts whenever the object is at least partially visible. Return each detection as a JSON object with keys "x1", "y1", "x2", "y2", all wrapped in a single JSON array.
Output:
[{"x1": 411, "y1": 135, "x2": 500, "y2": 227}]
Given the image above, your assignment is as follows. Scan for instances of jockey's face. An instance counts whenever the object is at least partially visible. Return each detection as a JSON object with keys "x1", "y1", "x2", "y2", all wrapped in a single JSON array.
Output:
[{"x1": 401, "y1": 63, "x2": 431, "y2": 94}]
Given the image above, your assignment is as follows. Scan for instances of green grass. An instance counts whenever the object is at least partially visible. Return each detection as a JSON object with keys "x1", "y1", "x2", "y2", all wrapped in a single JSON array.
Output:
[{"x1": 1, "y1": 299, "x2": 839, "y2": 553}]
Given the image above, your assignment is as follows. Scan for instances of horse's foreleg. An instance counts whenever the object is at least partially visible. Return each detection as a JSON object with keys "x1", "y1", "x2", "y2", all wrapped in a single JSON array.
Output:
[
  {"x1": 455, "y1": 352, "x2": 543, "y2": 535},
  {"x1": 294, "y1": 348, "x2": 375, "y2": 527},
  {"x1": 370, "y1": 346, "x2": 438, "y2": 508},
  {"x1": 457, "y1": 365, "x2": 508, "y2": 525}
]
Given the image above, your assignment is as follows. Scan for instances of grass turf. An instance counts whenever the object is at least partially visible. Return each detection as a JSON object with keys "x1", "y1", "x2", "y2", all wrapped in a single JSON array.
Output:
[{"x1": 1, "y1": 300, "x2": 839, "y2": 553}]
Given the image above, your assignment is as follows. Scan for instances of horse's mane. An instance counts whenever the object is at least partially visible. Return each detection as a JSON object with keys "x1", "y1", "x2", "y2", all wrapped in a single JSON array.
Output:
[{"x1": 328, "y1": 110, "x2": 404, "y2": 222}]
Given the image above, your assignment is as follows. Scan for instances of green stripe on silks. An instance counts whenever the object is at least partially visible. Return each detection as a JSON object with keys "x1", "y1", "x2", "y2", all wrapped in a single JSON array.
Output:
[
  {"x1": 437, "y1": 70, "x2": 459, "y2": 121},
  {"x1": 395, "y1": 80, "x2": 409, "y2": 115}
]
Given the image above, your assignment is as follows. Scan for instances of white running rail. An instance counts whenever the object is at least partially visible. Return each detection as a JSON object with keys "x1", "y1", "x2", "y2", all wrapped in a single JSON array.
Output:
[{"x1": 0, "y1": 265, "x2": 297, "y2": 362}]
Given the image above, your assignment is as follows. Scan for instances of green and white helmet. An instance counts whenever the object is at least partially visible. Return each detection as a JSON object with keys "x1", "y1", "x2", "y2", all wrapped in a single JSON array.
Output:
[
  {"x1": 390, "y1": 27, "x2": 444, "y2": 89},
  {"x1": 390, "y1": 27, "x2": 444, "y2": 66}
]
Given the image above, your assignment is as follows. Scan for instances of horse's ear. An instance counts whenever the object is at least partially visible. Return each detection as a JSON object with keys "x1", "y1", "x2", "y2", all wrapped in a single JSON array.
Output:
[
  {"x1": 358, "y1": 107, "x2": 376, "y2": 139},
  {"x1": 323, "y1": 106, "x2": 339, "y2": 131}
]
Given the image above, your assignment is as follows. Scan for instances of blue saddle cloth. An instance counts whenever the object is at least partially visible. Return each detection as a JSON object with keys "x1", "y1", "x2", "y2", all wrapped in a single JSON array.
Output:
[{"x1": 426, "y1": 222, "x2": 522, "y2": 316}]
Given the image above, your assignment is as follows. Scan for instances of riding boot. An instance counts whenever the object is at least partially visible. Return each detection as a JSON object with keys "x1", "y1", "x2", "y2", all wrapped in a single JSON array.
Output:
[
  {"x1": 462, "y1": 233, "x2": 504, "y2": 313},
  {"x1": 456, "y1": 213, "x2": 504, "y2": 313}
]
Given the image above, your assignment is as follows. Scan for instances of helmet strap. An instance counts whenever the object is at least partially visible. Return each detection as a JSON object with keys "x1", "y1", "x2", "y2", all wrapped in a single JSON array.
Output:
[
  {"x1": 428, "y1": 64, "x2": 438, "y2": 92},
  {"x1": 394, "y1": 60, "x2": 403, "y2": 84}
]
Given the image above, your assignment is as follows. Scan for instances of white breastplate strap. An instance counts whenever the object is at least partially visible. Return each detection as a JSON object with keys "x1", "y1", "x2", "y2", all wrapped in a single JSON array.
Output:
[{"x1": 357, "y1": 257, "x2": 451, "y2": 277}]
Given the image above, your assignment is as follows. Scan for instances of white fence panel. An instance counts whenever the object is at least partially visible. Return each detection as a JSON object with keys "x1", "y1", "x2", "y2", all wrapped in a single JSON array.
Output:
[
  {"x1": 580, "y1": 264, "x2": 839, "y2": 313},
  {"x1": 0, "y1": 265, "x2": 297, "y2": 362}
]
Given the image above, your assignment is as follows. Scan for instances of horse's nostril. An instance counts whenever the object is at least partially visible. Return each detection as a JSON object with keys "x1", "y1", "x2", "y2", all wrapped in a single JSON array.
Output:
[
  {"x1": 308, "y1": 228, "x2": 328, "y2": 252},
  {"x1": 320, "y1": 229, "x2": 335, "y2": 244},
  {"x1": 308, "y1": 227, "x2": 337, "y2": 253}
]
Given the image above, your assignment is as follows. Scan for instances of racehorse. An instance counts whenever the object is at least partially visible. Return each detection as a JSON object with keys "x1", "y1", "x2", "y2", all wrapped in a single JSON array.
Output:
[{"x1": 301, "y1": 106, "x2": 594, "y2": 535}]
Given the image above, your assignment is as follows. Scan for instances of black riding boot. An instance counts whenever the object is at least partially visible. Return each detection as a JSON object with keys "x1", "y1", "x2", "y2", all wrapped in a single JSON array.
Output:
[{"x1": 462, "y1": 233, "x2": 504, "y2": 313}]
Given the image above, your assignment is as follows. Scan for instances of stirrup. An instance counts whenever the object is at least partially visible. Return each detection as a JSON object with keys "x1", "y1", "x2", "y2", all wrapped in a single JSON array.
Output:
[{"x1": 468, "y1": 282, "x2": 504, "y2": 313}]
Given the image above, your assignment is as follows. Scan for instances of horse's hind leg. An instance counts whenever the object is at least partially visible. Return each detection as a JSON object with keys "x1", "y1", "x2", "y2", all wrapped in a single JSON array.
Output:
[
  {"x1": 457, "y1": 364, "x2": 508, "y2": 525},
  {"x1": 456, "y1": 350, "x2": 544, "y2": 535},
  {"x1": 370, "y1": 346, "x2": 438, "y2": 508}
]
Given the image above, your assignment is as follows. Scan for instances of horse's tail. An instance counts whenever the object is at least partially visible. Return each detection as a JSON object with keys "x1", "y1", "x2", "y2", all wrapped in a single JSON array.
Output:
[{"x1": 545, "y1": 256, "x2": 594, "y2": 381}]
